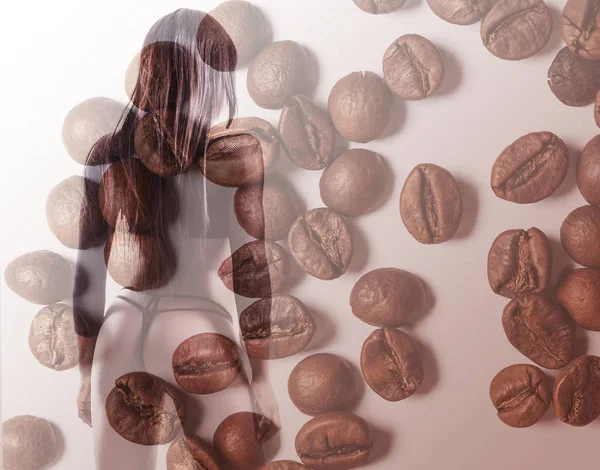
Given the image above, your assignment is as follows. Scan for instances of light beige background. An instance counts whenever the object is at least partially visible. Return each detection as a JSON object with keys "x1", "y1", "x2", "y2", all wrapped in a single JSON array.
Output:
[{"x1": 2, "y1": 0, "x2": 599, "y2": 468}]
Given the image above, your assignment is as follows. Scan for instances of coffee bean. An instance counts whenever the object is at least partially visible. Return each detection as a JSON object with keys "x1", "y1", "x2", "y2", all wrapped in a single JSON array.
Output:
[
  {"x1": 553, "y1": 355, "x2": 600, "y2": 426},
  {"x1": 240, "y1": 294, "x2": 316, "y2": 360},
  {"x1": 562, "y1": 0, "x2": 600, "y2": 60},
  {"x1": 288, "y1": 208, "x2": 353, "y2": 280},
  {"x1": 353, "y1": 0, "x2": 405, "y2": 14},
  {"x1": 489, "y1": 364, "x2": 551, "y2": 428},
  {"x1": 399, "y1": 163, "x2": 463, "y2": 244},
  {"x1": 166, "y1": 434, "x2": 221, "y2": 470},
  {"x1": 561, "y1": 205, "x2": 600, "y2": 267},
  {"x1": 213, "y1": 412, "x2": 276, "y2": 470},
  {"x1": 383, "y1": 34, "x2": 444, "y2": 100},
  {"x1": 548, "y1": 47, "x2": 600, "y2": 106},
  {"x1": 3, "y1": 415, "x2": 60, "y2": 470},
  {"x1": 502, "y1": 293, "x2": 575, "y2": 369},
  {"x1": 203, "y1": 117, "x2": 279, "y2": 187},
  {"x1": 361, "y1": 327, "x2": 423, "y2": 401},
  {"x1": 234, "y1": 179, "x2": 299, "y2": 240},
  {"x1": 172, "y1": 333, "x2": 241, "y2": 394},
  {"x1": 105, "y1": 371, "x2": 185, "y2": 445},
  {"x1": 278, "y1": 95, "x2": 336, "y2": 170},
  {"x1": 427, "y1": 0, "x2": 490, "y2": 25},
  {"x1": 288, "y1": 353, "x2": 356, "y2": 415},
  {"x1": 487, "y1": 227, "x2": 552, "y2": 298},
  {"x1": 328, "y1": 71, "x2": 392, "y2": 143},
  {"x1": 320, "y1": 149, "x2": 388, "y2": 217},
  {"x1": 556, "y1": 268, "x2": 600, "y2": 330},
  {"x1": 596, "y1": 91, "x2": 600, "y2": 125},
  {"x1": 491, "y1": 132, "x2": 569, "y2": 204},
  {"x1": 247, "y1": 41, "x2": 310, "y2": 109},
  {"x1": 218, "y1": 240, "x2": 288, "y2": 298},
  {"x1": 295, "y1": 411, "x2": 373, "y2": 470},
  {"x1": 28, "y1": 303, "x2": 79, "y2": 371},
  {"x1": 258, "y1": 461, "x2": 309, "y2": 470},
  {"x1": 4, "y1": 250, "x2": 74, "y2": 305},
  {"x1": 350, "y1": 268, "x2": 426, "y2": 327},
  {"x1": 481, "y1": 0, "x2": 553, "y2": 60},
  {"x1": 577, "y1": 135, "x2": 600, "y2": 205}
]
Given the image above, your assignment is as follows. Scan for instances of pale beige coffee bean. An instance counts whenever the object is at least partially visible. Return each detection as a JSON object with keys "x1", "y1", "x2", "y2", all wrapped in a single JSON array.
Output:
[
  {"x1": 427, "y1": 0, "x2": 490, "y2": 24},
  {"x1": 352, "y1": 0, "x2": 406, "y2": 14},
  {"x1": 3, "y1": 415, "x2": 60, "y2": 470}
]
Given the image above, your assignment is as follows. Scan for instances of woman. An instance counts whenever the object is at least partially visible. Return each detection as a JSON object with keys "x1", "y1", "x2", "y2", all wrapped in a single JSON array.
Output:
[{"x1": 72, "y1": 8, "x2": 278, "y2": 469}]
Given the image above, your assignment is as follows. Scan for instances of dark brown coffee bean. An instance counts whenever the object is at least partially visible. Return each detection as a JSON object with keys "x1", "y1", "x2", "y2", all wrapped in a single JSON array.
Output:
[
  {"x1": 489, "y1": 364, "x2": 551, "y2": 428},
  {"x1": 361, "y1": 327, "x2": 423, "y2": 401},
  {"x1": 383, "y1": 34, "x2": 444, "y2": 100},
  {"x1": 328, "y1": 71, "x2": 392, "y2": 143},
  {"x1": 213, "y1": 412, "x2": 276, "y2": 470},
  {"x1": 234, "y1": 179, "x2": 299, "y2": 240},
  {"x1": 400, "y1": 163, "x2": 463, "y2": 244},
  {"x1": 487, "y1": 227, "x2": 552, "y2": 298},
  {"x1": 548, "y1": 47, "x2": 600, "y2": 106},
  {"x1": 247, "y1": 41, "x2": 310, "y2": 109},
  {"x1": 561, "y1": 205, "x2": 600, "y2": 267},
  {"x1": 353, "y1": 0, "x2": 405, "y2": 14},
  {"x1": 203, "y1": 117, "x2": 279, "y2": 187},
  {"x1": 258, "y1": 461, "x2": 309, "y2": 470},
  {"x1": 491, "y1": 132, "x2": 569, "y2": 204},
  {"x1": 172, "y1": 333, "x2": 241, "y2": 394},
  {"x1": 553, "y1": 355, "x2": 600, "y2": 426},
  {"x1": 427, "y1": 0, "x2": 490, "y2": 25},
  {"x1": 278, "y1": 95, "x2": 336, "y2": 170},
  {"x1": 319, "y1": 149, "x2": 387, "y2": 217},
  {"x1": 240, "y1": 294, "x2": 316, "y2": 360},
  {"x1": 2, "y1": 415, "x2": 60, "y2": 470},
  {"x1": 562, "y1": 0, "x2": 600, "y2": 60},
  {"x1": 350, "y1": 268, "x2": 426, "y2": 327},
  {"x1": 166, "y1": 434, "x2": 221, "y2": 470},
  {"x1": 556, "y1": 268, "x2": 600, "y2": 330},
  {"x1": 295, "y1": 411, "x2": 373, "y2": 470},
  {"x1": 577, "y1": 135, "x2": 600, "y2": 205},
  {"x1": 105, "y1": 371, "x2": 185, "y2": 445},
  {"x1": 481, "y1": 0, "x2": 553, "y2": 60},
  {"x1": 288, "y1": 354, "x2": 356, "y2": 415},
  {"x1": 288, "y1": 208, "x2": 353, "y2": 280},
  {"x1": 502, "y1": 293, "x2": 575, "y2": 369},
  {"x1": 218, "y1": 240, "x2": 288, "y2": 298}
]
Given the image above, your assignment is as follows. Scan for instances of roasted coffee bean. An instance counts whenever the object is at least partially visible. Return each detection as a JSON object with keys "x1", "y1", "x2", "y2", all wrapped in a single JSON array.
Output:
[
  {"x1": 4, "y1": 250, "x2": 74, "y2": 305},
  {"x1": 556, "y1": 268, "x2": 600, "y2": 330},
  {"x1": 490, "y1": 132, "x2": 569, "y2": 204},
  {"x1": 218, "y1": 240, "x2": 288, "y2": 298},
  {"x1": 553, "y1": 355, "x2": 600, "y2": 426},
  {"x1": 278, "y1": 95, "x2": 336, "y2": 170},
  {"x1": 166, "y1": 434, "x2": 221, "y2": 470},
  {"x1": 328, "y1": 71, "x2": 392, "y2": 143},
  {"x1": 29, "y1": 303, "x2": 79, "y2": 371},
  {"x1": 320, "y1": 149, "x2": 388, "y2": 217},
  {"x1": 258, "y1": 461, "x2": 309, "y2": 470},
  {"x1": 203, "y1": 117, "x2": 279, "y2": 187},
  {"x1": 577, "y1": 135, "x2": 600, "y2": 205},
  {"x1": 172, "y1": 333, "x2": 241, "y2": 394},
  {"x1": 105, "y1": 371, "x2": 185, "y2": 445},
  {"x1": 502, "y1": 293, "x2": 575, "y2": 369},
  {"x1": 562, "y1": 0, "x2": 600, "y2": 60},
  {"x1": 489, "y1": 364, "x2": 551, "y2": 428},
  {"x1": 561, "y1": 205, "x2": 600, "y2": 267},
  {"x1": 2, "y1": 415, "x2": 60, "y2": 470},
  {"x1": 548, "y1": 47, "x2": 600, "y2": 106},
  {"x1": 288, "y1": 353, "x2": 356, "y2": 415},
  {"x1": 596, "y1": 91, "x2": 600, "y2": 125},
  {"x1": 295, "y1": 411, "x2": 373, "y2": 470},
  {"x1": 350, "y1": 268, "x2": 426, "y2": 327},
  {"x1": 487, "y1": 227, "x2": 552, "y2": 298},
  {"x1": 234, "y1": 179, "x2": 299, "y2": 240},
  {"x1": 399, "y1": 163, "x2": 463, "y2": 244},
  {"x1": 361, "y1": 327, "x2": 423, "y2": 401},
  {"x1": 288, "y1": 208, "x2": 353, "y2": 280},
  {"x1": 247, "y1": 41, "x2": 310, "y2": 109},
  {"x1": 383, "y1": 34, "x2": 444, "y2": 100},
  {"x1": 213, "y1": 412, "x2": 276, "y2": 470},
  {"x1": 240, "y1": 294, "x2": 316, "y2": 360},
  {"x1": 353, "y1": 0, "x2": 405, "y2": 14},
  {"x1": 427, "y1": 0, "x2": 490, "y2": 25}
]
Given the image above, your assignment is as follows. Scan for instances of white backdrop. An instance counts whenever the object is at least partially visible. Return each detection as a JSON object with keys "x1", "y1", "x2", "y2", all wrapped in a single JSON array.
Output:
[{"x1": 2, "y1": 0, "x2": 600, "y2": 469}]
